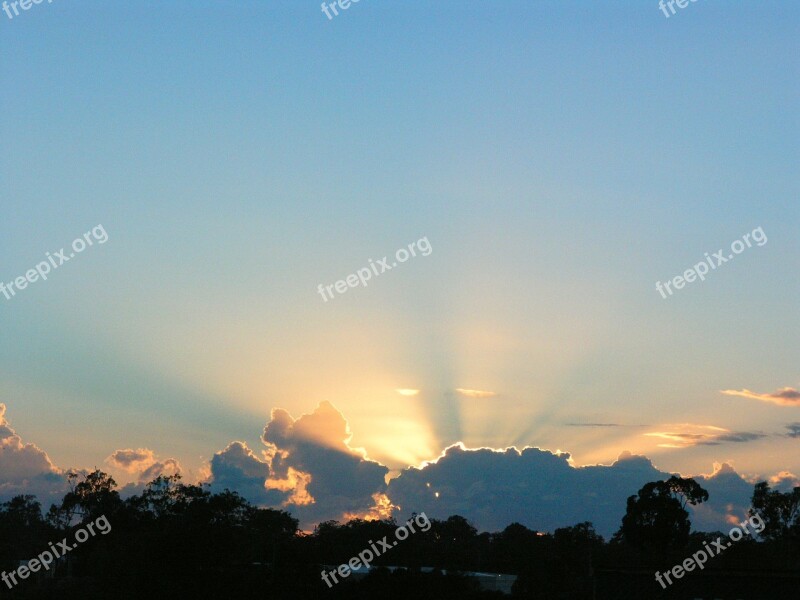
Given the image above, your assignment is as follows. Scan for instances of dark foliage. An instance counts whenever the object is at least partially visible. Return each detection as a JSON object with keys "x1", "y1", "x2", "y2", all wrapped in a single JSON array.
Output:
[{"x1": 0, "y1": 471, "x2": 798, "y2": 599}]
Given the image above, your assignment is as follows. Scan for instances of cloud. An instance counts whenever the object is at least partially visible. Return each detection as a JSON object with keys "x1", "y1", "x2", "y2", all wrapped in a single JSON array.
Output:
[
  {"x1": 455, "y1": 388, "x2": 496, "y2": 398},
  {"x1": 139, "y1": 458, "x2": 181, "y2": 482},
  {"x1": 768, "y1": 470, "x2": 800, "y2": 489},
  {"x1": 107, "y1": 447, "x2": 182, "y2": 484},
  {"x1": 715, "y1": 432, "x2": 766, "y2": 443},
  {"x1": 0, "y1": 401, "x2": 788, "y2": 538},
  {"x1": 261, "y1": 401, "x2": 389, "y2": 524},
  {"x1": 386, "y1": 445, "x2": 669, "y2": 537},
  {"x1": 209, "y1": 441, "x2": 282, "y2": 504},
  {"x1": 0, "y1": 403, "x2": 67, "y2": 503},
  {"x1": 395, "y1": 389, "x2": 420, "y2": 396},
  {"x1": 721, "y1": 387, "x2": 800, "y2": 407},
  {"x1": 644, "y1": 424, "x2": 765, "y2": 447},
  {"x1": 208, "y1": 402, "x2": 389, "y2": 527},
  {"x1": 107, "y1": 448, "x2": 157, "y2": 473},
  {"x1": 786, "y1": 423, "x2": 800, "y2": 438},
  {"x1": 565, "y1": 423, "x2": 620, "y2": 427},
  {"x1": 689, "y1": 463, "x2": 757, "y2": 532},
  {"x1": 202, "y1": 406, "x2": 784, "y2": 535},
  {"x1": 385, "y1": 444, "x2": 766, "y2": 538}
]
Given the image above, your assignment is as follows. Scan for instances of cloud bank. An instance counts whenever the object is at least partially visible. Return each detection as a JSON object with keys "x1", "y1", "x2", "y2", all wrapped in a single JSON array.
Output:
[{"x1": 0, "y1": 401, "x2": 789, "y2": 537}]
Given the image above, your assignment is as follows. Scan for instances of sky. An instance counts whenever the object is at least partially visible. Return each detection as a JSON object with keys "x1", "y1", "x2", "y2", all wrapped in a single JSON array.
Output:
[{"x1": 1, "y1": 1, "x2": 798, "y2": 535}]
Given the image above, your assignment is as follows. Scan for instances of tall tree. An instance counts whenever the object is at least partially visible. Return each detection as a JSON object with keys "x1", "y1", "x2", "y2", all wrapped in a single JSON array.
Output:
[
  {"x1": 750, "y1": 481, "x2": 800, "y2": 542},
  {"x1": 612, "y1": 476, "x2": 708, "y2": 550},
  {"x1": 49, "y1": 469, "x2": 122, "y2": 527}
]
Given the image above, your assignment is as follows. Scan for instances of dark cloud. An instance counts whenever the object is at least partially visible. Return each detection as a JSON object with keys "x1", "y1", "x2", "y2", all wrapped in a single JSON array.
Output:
[
  {"x1": 714, "y1": 432, "x2": 767, "y2": 444},
  {"x1": 209, "y1": 441, "x2": 282, "y2": 504},
  {"x1": 0, "y1": 401, "x2": 785, "y2": 537},
  {"x1": 645, "y1": 424, "x2": 766, "y2": 447},
  {"x1": 386, "y1": 445, "x2": 666, "y2": 537},
  {"x1": 261, "y1": 401, "x2": 390, "y2": 524},
  {"x1": 208, "y1": 402, "x2": 390, "y2": 527},
  {"x1": 386, "y1": 446, "x2": 759, "y2": 537},
  {"x1": 786, "y1": 423, "x2": 800, "y2": 439},
  {"x1": 689, "y1": 463, "x2": 756, "y2": 531}
]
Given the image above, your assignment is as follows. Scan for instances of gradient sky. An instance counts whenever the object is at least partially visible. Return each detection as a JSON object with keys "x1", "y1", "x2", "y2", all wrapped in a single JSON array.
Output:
[{"x1": 1, "y1": 0, "x2": 798, "y2": 496}]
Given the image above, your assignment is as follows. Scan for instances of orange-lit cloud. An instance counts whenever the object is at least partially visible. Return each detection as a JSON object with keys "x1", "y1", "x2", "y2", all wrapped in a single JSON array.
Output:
[
  {"x1": 0, "y1": 403, "x2": 61, "y2": 484},
  {"x1": 207, "y1": 402, "x2": 391, "y2": 527},
  {"x1": 0, "y1": 399, "x2": 793, "y2": 538},
  {"x1": 266, "y1": 467, "x2": 314, "y2": 506},
  {"x1": 107, "y1": 448, "x2": 157, "y2": 473},
  {"x1": 258, "y1": 402, "x2": 391, "y2": 525},
  {"x1": 342, "y1": 492, "x2": 398, "y2": 521},
  {"x1": 107, "y1": 447, "x2": 182, "y2": 482},
  {"x1": 644, "y1": 424, "x2": 765, "y2": 448},
  {"x1": 769, "y1": 470, "x2": 800, "y2": 487},
  {"x1": 264, "y1": 401, "x2": 365, "y2": 456},
  {"x1": 455, "y1": 388, "x2": 496, "y2": 398},
  {"x1": 721, "y1": 387, "x2": 800, "y2": 407}
]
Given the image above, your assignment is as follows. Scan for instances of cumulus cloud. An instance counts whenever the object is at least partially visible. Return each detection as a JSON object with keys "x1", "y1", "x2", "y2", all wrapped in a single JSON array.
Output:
[
  {"x1": 644, "y1": 424, "x2": 765, "y2": 447},
  {"x1": 721, "y1": 387, "x2": 800, "y2": 407},
  {"x1": 0, "y1": 403, "x2": 66, "y2": 503},
  {"x1": 201, "y1": 406, "x2": 782, "y2": 535},
  {"x1": 385, "y1": 444, "x2": 670, "y2": 537},
  {"x1": 139, "y1": 458, "x2": 181, "y2": 481},
  {"x1": 0, "y1": 400, "x2": 789, "y2": 537},
  {"x1": 688, "y1": 463, "x2": 756, "y2": 532},
  {"x1": 261, "y1": 401, "x2": 390, "y2": 524},
  {"x1": 208, "y1": 441, "x2": 281, "y2": 504},
  {"x1": 768, "y1": 470, "x2": 800, "y2": 489},
  {"x1": 106, "y1": 447, "x2": 182, "y2": 484},
  {"x1": 386, "y1": 445, "x2": 762, "y2": 537},
  {"x1": 107, "y1": 448, "x2": 157, "y2": 473},
  {"x1": 208, "y1": 402, "x2": 389, "y2": 527}
]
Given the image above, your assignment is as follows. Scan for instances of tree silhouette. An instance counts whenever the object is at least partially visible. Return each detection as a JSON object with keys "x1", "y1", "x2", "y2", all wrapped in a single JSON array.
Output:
[
  {"x1": 5, "y1": 472, "x2": 800, "y2": 600},
  {"x1": 750, "y1": 481, "x2": 800, "y2": 543},
  {"x1": 612, "y1": 475, "x2": 708, "y2": 551},
  {"x1": 47, "y1": 469, "x2": 122, "y2": 528}
]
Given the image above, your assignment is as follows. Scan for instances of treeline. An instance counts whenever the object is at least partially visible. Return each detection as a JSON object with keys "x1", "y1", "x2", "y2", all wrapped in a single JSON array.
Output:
[{"x1": 0, "y1": 472, "x2": 798, "y2": 599}]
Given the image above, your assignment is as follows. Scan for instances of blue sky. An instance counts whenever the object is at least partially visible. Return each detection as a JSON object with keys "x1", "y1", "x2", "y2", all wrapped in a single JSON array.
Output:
[{"x1": 1, "y1": 1, "x2": 798, "y2": 525}]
